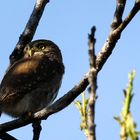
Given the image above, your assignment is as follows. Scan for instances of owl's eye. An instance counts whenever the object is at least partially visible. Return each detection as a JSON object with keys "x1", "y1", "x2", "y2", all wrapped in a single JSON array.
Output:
[
  {"x1": 24, "y1": 45, "x2": 30, "y2": 52},
  {"x1": 38, "y1": 45, "x2": 45, "y2": 50}
]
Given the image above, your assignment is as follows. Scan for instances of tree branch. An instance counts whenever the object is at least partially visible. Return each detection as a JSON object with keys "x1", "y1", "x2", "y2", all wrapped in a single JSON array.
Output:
[
  {"x1": 32, "y1": 120, "x2": 42, "y2": 140},
  {"x1": 87, "y1": 26, "x2": 97, "y2": 140},
  {"x1": 96, "y1": 0, "x2": 140, "y2": 72},
  {"x1": 111, "y1": 0, "x2": 127, "y2": 30},
  {"x1": 10, "y1": 0, "x2": 50, "y2": 65},
  {"x1": 115, "y1": 1, "x2": 140, "y2": 33},
  {"x1": 0, "y1": 133, "x2": 17, "y2": 140}
]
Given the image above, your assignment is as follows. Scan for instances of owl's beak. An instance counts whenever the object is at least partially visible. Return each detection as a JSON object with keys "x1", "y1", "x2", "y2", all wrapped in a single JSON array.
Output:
[{"x1": 28, "y1": 49, "x2": 33, "y2": 57}]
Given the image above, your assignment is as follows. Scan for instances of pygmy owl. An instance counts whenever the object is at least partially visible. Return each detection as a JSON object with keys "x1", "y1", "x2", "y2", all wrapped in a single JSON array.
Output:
[{"x1": 0, "y1": 40, "x2": 64, "y2": 117}]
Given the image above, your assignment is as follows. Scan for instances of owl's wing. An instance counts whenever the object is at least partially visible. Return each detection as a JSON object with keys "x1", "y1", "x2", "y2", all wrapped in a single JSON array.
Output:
[{"x1": 0, "y1": 55, "x2": 63, "y2": 104}]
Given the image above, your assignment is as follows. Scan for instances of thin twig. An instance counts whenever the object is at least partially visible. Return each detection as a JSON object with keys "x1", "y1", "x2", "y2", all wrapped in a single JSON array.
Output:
[
  {"x1": 87, "y1": 26, "x2": 97, "y2": 140},
  {"x1": 10, "y1": 0, "x2": 50, "y2": 65}
]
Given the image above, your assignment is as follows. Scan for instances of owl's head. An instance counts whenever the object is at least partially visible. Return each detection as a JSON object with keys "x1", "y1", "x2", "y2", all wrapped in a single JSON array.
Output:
[{"x1": 23, "y1": 39, "x2": 63, "y2": 62}]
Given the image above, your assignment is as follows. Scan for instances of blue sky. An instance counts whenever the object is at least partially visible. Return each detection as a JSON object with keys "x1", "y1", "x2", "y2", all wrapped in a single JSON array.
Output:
[{"x1": 0, "y1": 1, "x2": 140, "y2": 140}]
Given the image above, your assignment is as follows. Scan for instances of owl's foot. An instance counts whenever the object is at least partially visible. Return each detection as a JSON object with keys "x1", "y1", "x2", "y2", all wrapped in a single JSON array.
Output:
[{"x1": 21, "y1": 112, "x2": 34, "y2": 119}]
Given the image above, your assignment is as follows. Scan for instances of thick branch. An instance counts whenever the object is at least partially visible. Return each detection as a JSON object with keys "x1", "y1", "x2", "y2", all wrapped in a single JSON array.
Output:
[
  {"x1": 0, "y1": 133, "x2": 17, "y2": 140},
  {"x1": 10, "y1": 0, "x2": 50, "y2": 65}
]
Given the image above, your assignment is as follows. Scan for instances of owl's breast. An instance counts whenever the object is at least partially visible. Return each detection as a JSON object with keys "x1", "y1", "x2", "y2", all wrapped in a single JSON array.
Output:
[{"x1": 12, "y1": 55, "x2": 43, "y2": 75}]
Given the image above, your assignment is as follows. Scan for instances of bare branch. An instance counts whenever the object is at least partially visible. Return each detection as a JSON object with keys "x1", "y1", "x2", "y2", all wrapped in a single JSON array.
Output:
[
  {"x1": 87, "y1": 26, "x2": 97, "y2": 140},
  {"x1": 115, "y1": 1, "x2": 140, "y2": 33},
  {"x1": 32, "y1": 120, "x2": 42, "y2": 140},
  {"x1": 10, "y1": 0, "x2": 50, "y2": 65},
  {"x1": 111, "y1": 0, "x2": 127, "y2": 30},
  {"x1": 0, "y1": 117, "x2": 33, "y2": 133},
  {"x1": 96, "y1": 1, "x2": 140, "y2": 72},
  {"x1": 0, "y1": 133, "x2": 17, "y2": 140}
]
